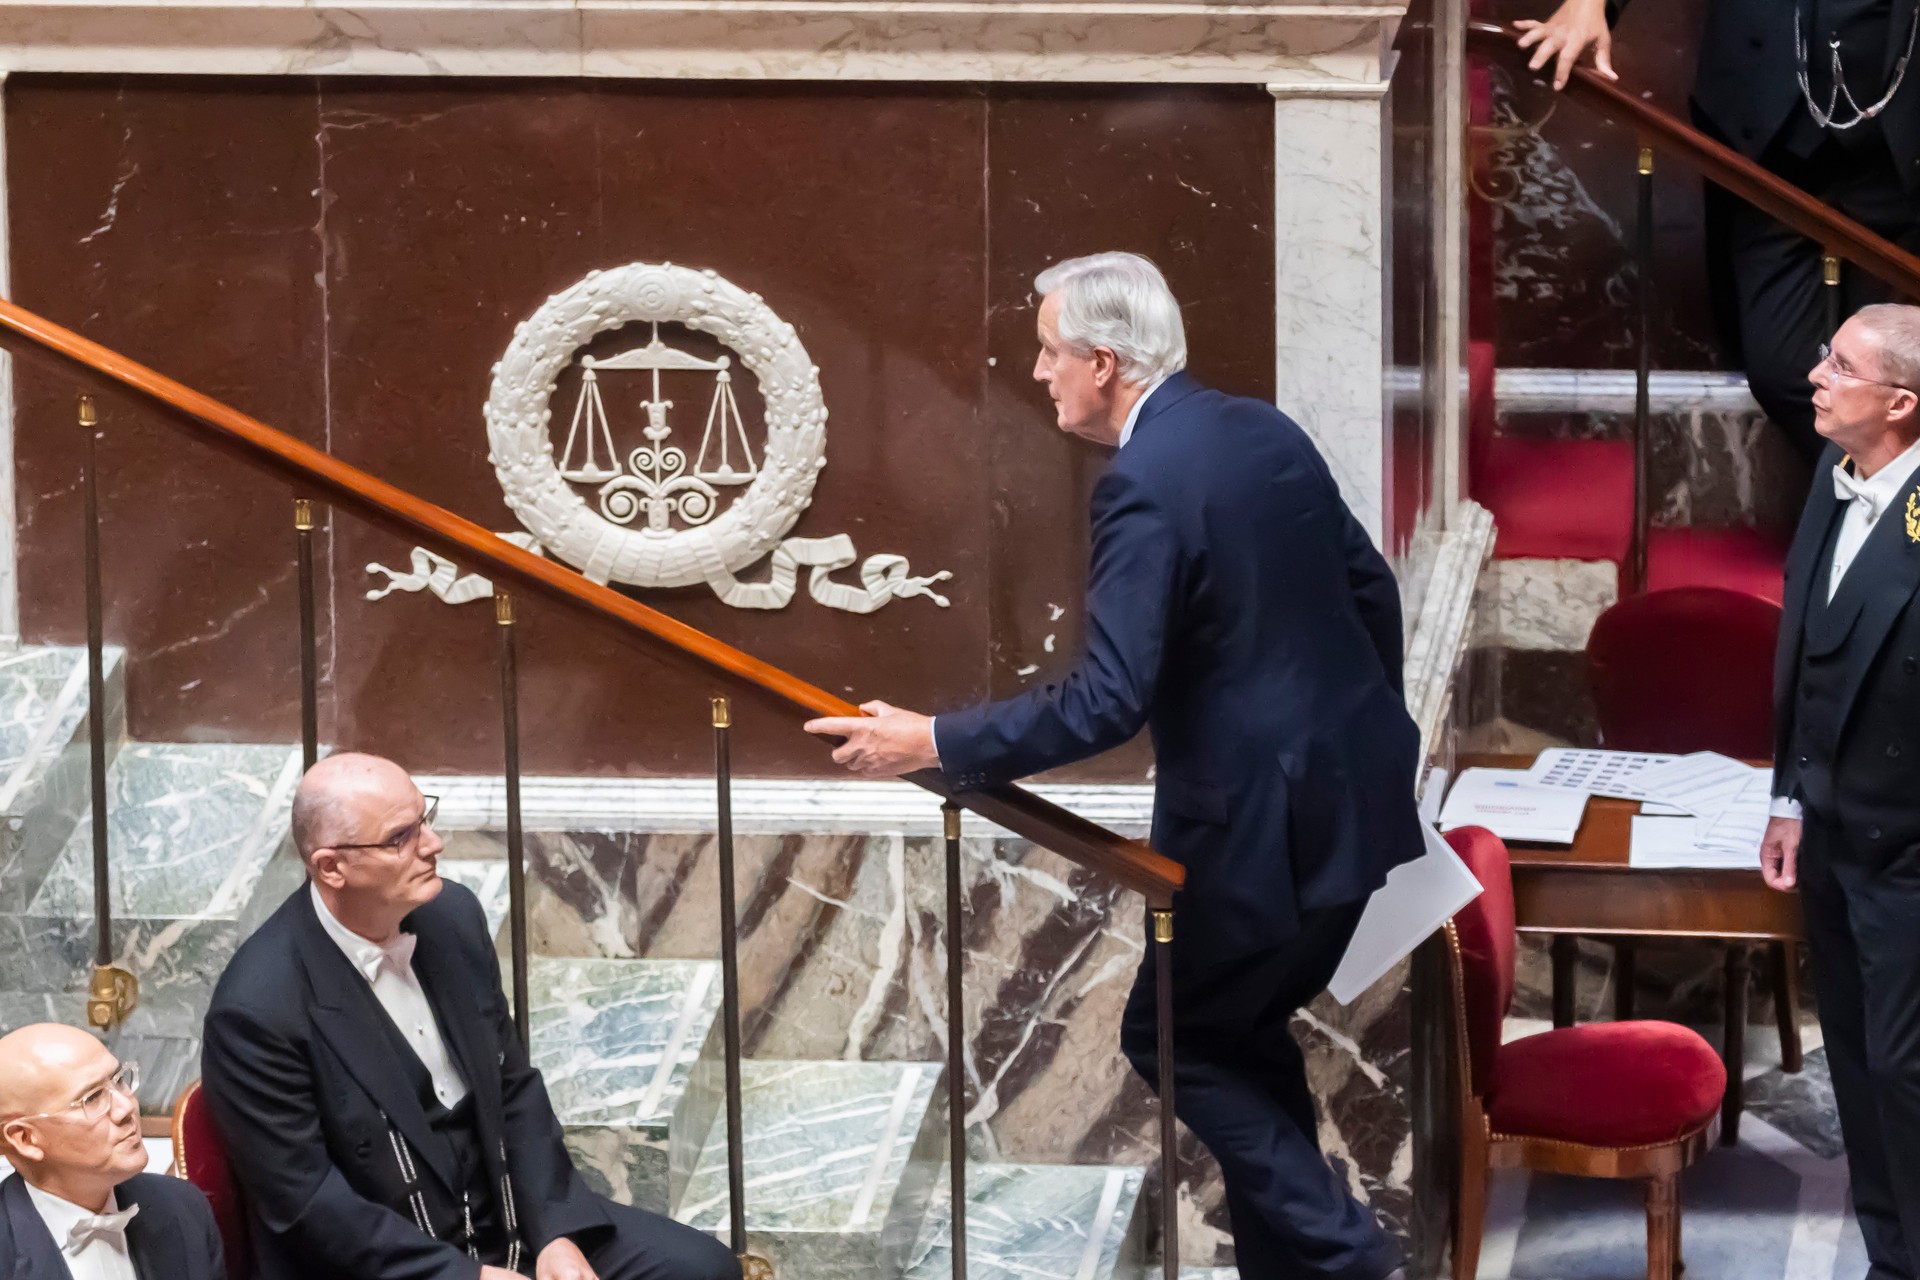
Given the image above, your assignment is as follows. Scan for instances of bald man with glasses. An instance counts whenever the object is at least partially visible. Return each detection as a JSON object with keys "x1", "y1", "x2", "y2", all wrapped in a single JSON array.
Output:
[
  {"x1": 0, "y1": 1023, "x2": 225, "y2": 1280},
  {"x1": 201, "y1": 753, "x2": 737, "y2": 1280}
]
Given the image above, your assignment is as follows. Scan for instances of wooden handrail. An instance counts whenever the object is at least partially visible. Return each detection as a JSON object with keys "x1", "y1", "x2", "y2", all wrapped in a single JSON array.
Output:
[
  {"x1": 1467, "y1": 21, "x2": 1920, "y2": 298},
  {"x1": 0, "y1": 295, "x2": 1184, "y2": 906}
]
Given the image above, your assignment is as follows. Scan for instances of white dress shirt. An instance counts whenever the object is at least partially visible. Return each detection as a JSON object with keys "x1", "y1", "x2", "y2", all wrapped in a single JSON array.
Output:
[
  {"x1": 1771, "y1": 436, "x2": 1920, "y2": 821},
  {"x1": 311, "y1": 883, "x2": 469, "y2": 1108},
  {"x1": 23, "y1": 1182, "x2": 138, "y2": 1280},
  {"x1": 930, "y1": 374, "x2": 1174, "y2": 765}
]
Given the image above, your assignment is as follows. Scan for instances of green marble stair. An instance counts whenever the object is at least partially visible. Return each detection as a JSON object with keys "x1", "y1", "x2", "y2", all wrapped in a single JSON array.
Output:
[
  {"x1": 0, "y1": 645, "x2": 125, "y2": 911},
  {"x1": 906, "y1": 1163, "x2": 1147, "y2": 1280},
  {"x1": 673, "y1": 1058, "x2": 946, "y2": 1276}
]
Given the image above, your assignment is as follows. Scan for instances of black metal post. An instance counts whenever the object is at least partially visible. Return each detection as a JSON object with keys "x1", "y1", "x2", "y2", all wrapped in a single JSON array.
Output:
[
  {"x1": 942, "y1": 801, "x2": 968, "y2": 1280},
  {"x1": 293, "y1": 498, "x2": 318, "y2": 773},
  {"x1": 1153, "y1": 908, "x2": 1178, "y2": 1280},
  {"x1": 712, "y1": 697, "x2": 751, "y2": 1268},
  {"x1": 1631, "y1": 145, "x2": 1654, "y2": 595},
  {"x1": 79, "y1": 394, "x2": 133, "y2": 1031},
  {"x1": 496, "y1": 592, "x2": 529, "y2": 1047},
  {"x1": 1825, "y1": 254, "x2": 1843, "y2": 341}
]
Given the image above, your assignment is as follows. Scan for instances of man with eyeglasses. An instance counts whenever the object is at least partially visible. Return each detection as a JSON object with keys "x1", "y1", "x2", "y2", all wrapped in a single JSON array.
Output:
[
  {"x1": 1765, "y1": 303, "x2": 1920, "y2": 1278},
  {"x1": 0, "y1": 1022, "x2": 225, "y2": 1279},
  {"x1": 200, "y1": 753, "x2": 738, "y2": 1280}
]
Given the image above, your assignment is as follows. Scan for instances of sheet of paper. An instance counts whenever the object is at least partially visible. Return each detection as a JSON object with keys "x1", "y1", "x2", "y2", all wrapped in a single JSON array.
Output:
[
  {"x1": 1329, "y1": 821, "x2": 1484, "y2": 1004},
  {"x1": 1635, "y1": 751, "x2": 1760, "y2": 816},
  {"x1": 1628, "y1": 815, "x2": 1763, "y2": 870},
  {"x1": 1437, "y1": 768, "x2": 1590, "y2": 844},
  {"x1": 1697, "y1": 770, "x2": 1773, "y2": 856},
  {"x1": 1525, "y1": 748, "x2": 1678, "y2": 800}
]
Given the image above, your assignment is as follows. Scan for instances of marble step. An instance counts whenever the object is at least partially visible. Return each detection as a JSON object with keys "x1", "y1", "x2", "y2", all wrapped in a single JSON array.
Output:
[
  {"x1": 905, "y1": 1163, "x2": 1147, "y2": 1280},
  {"x1": 529, "y1": 955, "x2": 724, "y2": 1212},
  {"x1": 0, "y1": 742, "x2": 306, "y2": 1001},
  {"x1": 0, "y1": 645, "x2": 126, "y2": 911},
  {"x1": 673, "y1": 1059, "x2": 946, "y2": 1276}
]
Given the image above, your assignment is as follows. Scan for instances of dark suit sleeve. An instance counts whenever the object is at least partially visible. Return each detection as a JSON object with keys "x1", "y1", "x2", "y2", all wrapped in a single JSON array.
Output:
[
  {"x1": 183, "y1": 1180, "x2": 228, "y2": 1280},
  {"x1": 936, "y1": 466, "x2": 1179, "y2": 788},
  {"x1": 469, "y1": 896, "x2": 611, "y2": 1254},
  {"x1": 200, "y1": 1002, "x2": 482, "y2": 1280},
  {"x1": 1307, "y1": 448, "x2": 1405, "y2": 698}
]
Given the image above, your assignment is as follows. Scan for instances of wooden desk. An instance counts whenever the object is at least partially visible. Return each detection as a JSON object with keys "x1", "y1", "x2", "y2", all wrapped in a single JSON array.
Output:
[{"x1": 1459, "y1": 753, "x2": 1805, "y2": 1142}]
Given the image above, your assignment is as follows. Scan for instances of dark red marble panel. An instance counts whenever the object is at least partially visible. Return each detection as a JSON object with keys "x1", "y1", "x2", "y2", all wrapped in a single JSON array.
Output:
[{"x1": 8, "y1": 75, "x2": 328, "y2": 743}]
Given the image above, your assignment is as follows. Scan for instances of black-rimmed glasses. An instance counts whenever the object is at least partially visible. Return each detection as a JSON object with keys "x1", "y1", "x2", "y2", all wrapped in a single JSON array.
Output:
[{"x1": 329, "y1": 795, "x2": 439, "y2": 853}]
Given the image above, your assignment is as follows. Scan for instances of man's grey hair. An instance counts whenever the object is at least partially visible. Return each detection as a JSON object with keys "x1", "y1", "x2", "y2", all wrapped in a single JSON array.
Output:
[
  {"x1": 1855, "y1": 303, "x2": 1920, "y2": 396},
  {"x1": 1034, "y1": 252, "x2": 1188, "y2": 386}
]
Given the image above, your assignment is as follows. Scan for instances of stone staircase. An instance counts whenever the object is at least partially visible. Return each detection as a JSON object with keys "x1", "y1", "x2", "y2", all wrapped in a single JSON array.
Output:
[{"x1": 0, "y1": 643, "x2": 1156, "y2": 1280}]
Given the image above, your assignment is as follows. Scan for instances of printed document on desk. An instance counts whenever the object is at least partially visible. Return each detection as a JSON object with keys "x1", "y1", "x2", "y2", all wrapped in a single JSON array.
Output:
[
  {"x1": 1437, "y1": 768, "x2": 1589, "y2": 844},
  {"x1": 1525, "y1": 748, "x2": 1678, "y2": 801},
  {"x1": 1635, "y1": 751, "x2": 1757, "y2": 816},
  {"x1": 1329, "y1": 821, "x2": 1484, "y2": 1004},
  {"x1": 1629, "y1": 814, "x2": 1764, "y2": 870}
]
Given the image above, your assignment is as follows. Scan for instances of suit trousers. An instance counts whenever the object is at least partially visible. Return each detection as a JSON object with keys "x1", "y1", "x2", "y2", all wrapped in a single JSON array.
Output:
[
  {"x1": 1702, "y1": 133, "x2": 1920, "y2": 462},
  {"x1": 498, "y1": 1197, "x2": 739, "y2": 1280},
  {"x1": 1120, "y1": 902, "x2": 1399, "y2": 1280},
  {"x1": 1800, "y1": 819, "x2": 1920, "y2": 1280}
]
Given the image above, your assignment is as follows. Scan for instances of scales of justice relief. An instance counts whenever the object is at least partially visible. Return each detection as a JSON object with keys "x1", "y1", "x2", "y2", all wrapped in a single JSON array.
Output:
[{"x1": 366, "y1": 261, "x2": 952, "y2": 613}]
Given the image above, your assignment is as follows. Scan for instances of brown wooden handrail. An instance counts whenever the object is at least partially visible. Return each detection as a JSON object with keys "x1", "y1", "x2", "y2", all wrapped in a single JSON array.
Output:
[
  {"x1": 1467, "y1": 21, "x2": 1920, "y2": 298},
  {"x1": 0, "y1": 295, "x2": 1184, "y2": 906}
]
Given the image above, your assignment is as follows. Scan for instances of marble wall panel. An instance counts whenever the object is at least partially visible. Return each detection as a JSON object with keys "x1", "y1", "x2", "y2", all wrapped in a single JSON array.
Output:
[
  {"x1": 7, "y1": 76, "x2": 329, "y2": 743},
  {"x1": 10, "y1": 78, "x2": 1279, "y2": 779},
  {"x1": 519, "y1": 825, "x2": 1411, "y2": 1266}
]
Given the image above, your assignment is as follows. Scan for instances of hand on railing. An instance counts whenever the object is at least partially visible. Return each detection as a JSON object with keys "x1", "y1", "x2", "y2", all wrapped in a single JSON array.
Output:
[
  {"x1": 804, "y1": 699, "x2": 939, "y2": 778},
  {"x1": 1513, "y1": 0, "x2": 1618, "y2": 91}
]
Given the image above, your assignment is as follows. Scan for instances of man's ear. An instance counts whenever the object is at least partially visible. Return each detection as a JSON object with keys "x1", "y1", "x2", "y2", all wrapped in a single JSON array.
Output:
[
  {"x1": 2, "y1": 1119, "x2": 45, "y2": 1164},
  {"x1": 308, "y1": 850, "x2": 345, "y2": 890},
  {"x1": 1090, "y1": 347, "x2": 1121, "y2": 388}
]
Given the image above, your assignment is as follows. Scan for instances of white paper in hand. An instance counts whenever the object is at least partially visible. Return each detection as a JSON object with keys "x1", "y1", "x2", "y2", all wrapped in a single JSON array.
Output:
[{"x1": 1328, "y1": 823, "x2": 1484, "y2": 1005}]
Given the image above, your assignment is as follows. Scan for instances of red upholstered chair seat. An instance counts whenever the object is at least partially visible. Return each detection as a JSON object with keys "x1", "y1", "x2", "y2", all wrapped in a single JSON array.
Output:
[
  {"x1": 1488, "y1": 1022, "x2": 1728, "y2": 1147},
  {"x1": 171, "y1": 1079, "x2": 253, "y2": 1280}
]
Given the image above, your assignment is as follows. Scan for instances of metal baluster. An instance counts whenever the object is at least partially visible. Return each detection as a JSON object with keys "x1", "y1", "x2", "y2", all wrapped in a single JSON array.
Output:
[
  {"x1": 79, "y1": 394, "x2": 135, "y2": 1030},
  {"x1": 1154, "y1": 908, "x2": 1178, "y2": 1280},
  {"x1": 712, "y1": 698, "x2": 768, "y2": 1279},
  {"x1": 496, "y1": 592, "x2": 529, "y2": 1046},
  {"x1": 942, "y1": 801, "x2": 968, "y2": 1280},
  {"x1": 1631, "y1": 144, "x2": 1654, "y2": 595},
  {"x1": 293, "y1": 498, "x2": 318, "y2": 772},
  {"x1": 1825, "y1": 254, "x2": 1843, "y2": 341}
]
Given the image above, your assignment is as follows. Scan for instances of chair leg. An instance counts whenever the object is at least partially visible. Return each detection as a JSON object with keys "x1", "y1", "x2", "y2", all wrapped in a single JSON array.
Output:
[
  {"x1": 1552, "y1": 935, "x2": 1577, "y2": 1029},
  {"x1": 1454, "y1": 1123, "x2": 1490, "y2": 1280},
  {"x1": 1722, "y1": 945, "x2": 1750, "y2": 1145},
  {"x1": 1671, "y1": 1184, "x2": 1684, "y2": 1276},
  {"x1": 1613, "y1": 940, "x2": 1637, "y2": 1021},
  {"x1": 1771, "y1": 941, "x2": 1803, "y2": 1075},
  {"x1": 1646, "y1": 1174, "x2": 1679, "y2": 1280}
]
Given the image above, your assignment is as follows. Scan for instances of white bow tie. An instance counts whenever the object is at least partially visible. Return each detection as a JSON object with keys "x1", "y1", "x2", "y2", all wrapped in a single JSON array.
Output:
[
  {"x1": 66, "y1": 1204, "x2": 138, "y2": 1253},
  {"x1": 358, "y1": 931, "x2": 417, "y2": 983},
  {"x1": 1834, "y1": 464, "x2": 1887, "y2": 519}
]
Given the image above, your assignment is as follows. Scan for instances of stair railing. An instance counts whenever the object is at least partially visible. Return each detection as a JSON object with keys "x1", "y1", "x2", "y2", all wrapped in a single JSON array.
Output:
[
  {"x1": 0, "y1": 295, "x2": 1188, "y2": 1280},
  {"x1": 1467, "y1": 21, "x2": 1920, "y2": 591}
]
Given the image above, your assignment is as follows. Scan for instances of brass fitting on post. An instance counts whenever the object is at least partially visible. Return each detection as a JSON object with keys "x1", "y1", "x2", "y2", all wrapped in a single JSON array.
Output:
[
  {"x1": 1152, "y1": 909, "x2": 1174, "y2": 944},
  {"x1": 86, "y1": 964, "x2": 138, "y2": 1031},
  {"x1": 942, "y1": 803, "x2": 961, "y2": 842},
  {"x1": 738, "y1": 1255, "x2": 774, "y2": 1280},
  {"x1": 77, "y1": 394, "x2": 97, "y2": 429},
  {"x1": 1825, "y1": 255, "x2": 1842, "y2": 287},
  {"x1": 495, "y1": 593, "x2": 514, "y2": 627},
  {"x1": 293, "y1": 498, "x2": 314, "y2": 531},
  {"x1": 711, "y1": 696, "x2": 731, "y2": 729},
  {"x1": 1637, "y1": 145, "x2": 1653, "y2": 175}
]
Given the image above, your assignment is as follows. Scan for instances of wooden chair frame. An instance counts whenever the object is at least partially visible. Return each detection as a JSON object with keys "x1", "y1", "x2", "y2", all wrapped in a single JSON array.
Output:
[{"x1": 1444, "y1": 922, "x2": 1717, "y2": 1280}]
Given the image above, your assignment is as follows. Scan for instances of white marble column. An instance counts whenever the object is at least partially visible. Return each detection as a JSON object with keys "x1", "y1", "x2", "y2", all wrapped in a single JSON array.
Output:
[
  {"x1": 0, "y1": 72, "x2": 20, "y2": 649},
  {"x1": 1269, "y1": 80, "x2": 1391, "y2": 547}
]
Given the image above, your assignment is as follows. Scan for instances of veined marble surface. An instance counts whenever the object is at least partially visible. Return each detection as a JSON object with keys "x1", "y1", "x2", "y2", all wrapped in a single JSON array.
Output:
[
  {"x1": 1472, "y1": 558, "x2": 1618, "y2": 653},
  {"x1": 676, "y1": 1059, "x2": 944, "y2": 1273},
  {"x1": 0, "y1": 645, "x2": 125, "y2": 912},
  {"x1": 30, "y1": 742, "x2": 302, "y2": 919},
  {"x1": 439, "y1": 858, "x2": 513, "y2": 940},
  {"x1": 906, "y1": 1163, "x2": 1145, "y2": 1280}
]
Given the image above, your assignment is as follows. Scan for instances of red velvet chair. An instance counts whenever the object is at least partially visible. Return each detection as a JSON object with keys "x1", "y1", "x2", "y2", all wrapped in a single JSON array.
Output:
[
  {"x1": 1584, "y1": 586, "x2": 1801, "y2": 1111},
  {"x1": 171, "y1": 1079, "x2": 254, "y2": 1280},
  {"x1": 1444, "y1": 826, "x2": 1725, "y2": 1280}
]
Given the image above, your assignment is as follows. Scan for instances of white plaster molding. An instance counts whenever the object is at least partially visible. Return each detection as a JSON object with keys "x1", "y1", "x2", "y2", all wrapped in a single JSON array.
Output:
[
  {"x1": 1401, "y1": 497, "x2": 1493, "y2": 765},
  {"x1": 0, "y1": 1, "x2": 1405, "y2": 83},
  {"x1": 1493, "y1": 367, "x2": 1760, "y2": 415},
  {"x1": 424, "y1": 772, "x2": 1155, "y2": 838},
  {"x1": 1271, "y1": 86, "x2": 1389, "y2": 544}
]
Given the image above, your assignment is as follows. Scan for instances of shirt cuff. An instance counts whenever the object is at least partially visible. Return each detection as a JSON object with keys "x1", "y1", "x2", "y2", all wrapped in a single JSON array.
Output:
[
  {"x1": 1769, "y1": 796, "x2": 1804, "y2": 821},
  {"x1": 928, "y1": 716, "x2": 943, "y2": 768}
]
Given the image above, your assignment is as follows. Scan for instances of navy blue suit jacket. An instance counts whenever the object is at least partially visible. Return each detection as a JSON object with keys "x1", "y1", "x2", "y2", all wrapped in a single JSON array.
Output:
[
  {"x1": 0, "y1": 1172, "x2": 225, "y2": 1280},
  {"x1": 937, "y1": 373, "x2": 1424, "y2": 959}
]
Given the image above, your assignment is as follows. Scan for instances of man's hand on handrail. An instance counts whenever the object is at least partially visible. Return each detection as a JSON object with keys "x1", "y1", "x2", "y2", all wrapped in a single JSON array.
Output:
[
  {"x1": 804, "y1": 700, "x2": 940, "y2": 779},
  {"x1": 1513, "y1": 0, "x2": 1618, "y2": 91}
]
